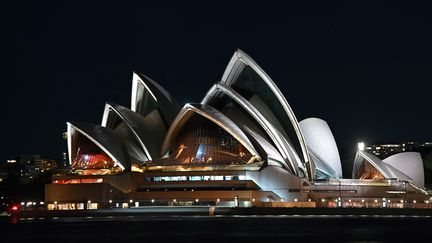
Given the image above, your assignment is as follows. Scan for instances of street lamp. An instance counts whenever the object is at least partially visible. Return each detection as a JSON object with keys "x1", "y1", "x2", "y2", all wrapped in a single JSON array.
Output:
[{"x1": 357, "y1": 142, "x2": 365, "y2": 151}]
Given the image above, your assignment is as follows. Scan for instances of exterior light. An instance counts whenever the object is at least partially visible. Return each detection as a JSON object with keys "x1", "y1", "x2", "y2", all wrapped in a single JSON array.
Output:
[
  {"x1": 40, "y1": 201, "x2": 44, "y2": 205},
  {"x1": 129, "y1": 199, "x2": 133, "y2": 203},
  {"x1": 20, "y1": 202, "x2": 25, "y2": 205},
  {"x1": 88, "y1": 200, "x2": 91, "y2": 204},
  {"x1": 109, "y1": 200, "x2": 112, "y2": 203},
  {"x1": 400, "y1": 200, "x2": 404, "y2": 203},
  {"x1": 195, "y1": 199, "x2": 199, "y2": 203},
  {"x1": 266, "y1": 198, "x2": 270, "y2": 202},
  {"x1": 281, "y1": 199, "x2": 284, "y2": 202},
  {"x1": 294, "y1": 198, "x2": 298, "y2": 202},
  {"x1": 358, "y1": 142, "x2": 365, "y2": 151},
  {"x1": 216, "y1": 198, "x2": 220, "y2": 202},
  {"x1": 361, "y1": 199, "x2": 365, "y2": 203},
  {"x1": 413, "y1": 200, "x2": 417, "y2": 203},
  {"x1": 54, "y1": 201, "x2": 58, "y2": 204},
  {"x1": 321, "y1": 199, "x2": 325, "y2": 202},
  {"x1": 348, "y1": 199, "x2": 352, "y2": 202},
  {"x1": 388, "y1": 200, "x2": 391, "y2": 203},
  {"x1": 308, "y1": 199, "x2": 311, "y2": 202},
  {"x1": 173, "y1": 199, "x2": 176, "y2": 202},
  {"x1": 374, "y1": 199, "x2": 378, "y2": 203},
  {"x1": 252, "y1": 198, "x2": 255, "y2": 202},
  {"x1": 33, "y1": 202, "x2": 36, "y2": 205},
  {"x1": 151, "y1": 199, "x2": 155, "y2": 203}
]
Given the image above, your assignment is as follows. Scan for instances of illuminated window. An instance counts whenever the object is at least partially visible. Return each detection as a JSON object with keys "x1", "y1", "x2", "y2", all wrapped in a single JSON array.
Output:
[
  {"x1": 161, "y1": 116, "x2": 255, "y2": 166},
  {"x1": 52, "y1": 178, "x2": 103, "y2": 184},
  {"x1": 70, "y1": 130, "x2": 121, "y2": 174}
]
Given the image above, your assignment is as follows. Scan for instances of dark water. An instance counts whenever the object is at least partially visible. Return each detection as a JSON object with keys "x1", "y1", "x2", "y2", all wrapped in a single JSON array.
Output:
[{"x1": 2, "y1": 215, "x2": 431, "y2": 242}]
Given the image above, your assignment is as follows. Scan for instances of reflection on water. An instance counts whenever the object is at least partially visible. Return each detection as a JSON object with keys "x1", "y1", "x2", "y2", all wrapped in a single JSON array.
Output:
[{"x1": 2, "y1": 214, "x2": 432, "y2": 242}]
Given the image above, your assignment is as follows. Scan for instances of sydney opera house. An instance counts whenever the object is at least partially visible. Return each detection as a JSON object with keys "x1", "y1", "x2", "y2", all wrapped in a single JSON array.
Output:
[{"x1": 45, "y1": 50, "x2": 430, "y2": 210}]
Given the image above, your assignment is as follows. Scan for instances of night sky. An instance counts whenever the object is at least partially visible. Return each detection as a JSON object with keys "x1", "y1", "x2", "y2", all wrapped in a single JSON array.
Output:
[{"x1": 2, "y1": 1, "x2": 432, "y2": 161}]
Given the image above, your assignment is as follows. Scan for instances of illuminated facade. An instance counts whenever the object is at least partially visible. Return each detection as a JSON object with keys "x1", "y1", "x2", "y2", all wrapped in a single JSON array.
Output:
[{"x1": 46, "y1": 50, "x2": 429, "y2": 209}]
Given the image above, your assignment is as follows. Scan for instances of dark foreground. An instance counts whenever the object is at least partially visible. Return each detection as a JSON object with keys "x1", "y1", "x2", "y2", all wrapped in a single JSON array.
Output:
[{"x1": 2, "y1": 213, "x2": 432, "y2": 242}]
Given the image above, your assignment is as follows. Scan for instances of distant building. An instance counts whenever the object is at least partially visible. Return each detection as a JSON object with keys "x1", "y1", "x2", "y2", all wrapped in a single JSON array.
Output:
[
  {"x1": 1, "y1": 155, "x2": 57, "y2": 184},
  {"x1": 365, "y1": 142, "x2": 432, "y2": 159}
]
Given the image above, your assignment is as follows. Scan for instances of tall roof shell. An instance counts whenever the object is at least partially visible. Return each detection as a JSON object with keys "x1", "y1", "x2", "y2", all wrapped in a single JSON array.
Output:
[
  {"x1": 131, "y1": 72, "x2": 180, "y2": 126},
  {"x1": 299, "y1": 118, "x2": 342, "y2": 178},
  {"x1": 220, "y1": 49, "x2": 313, "y2": 179},
  {"x1": 101, "y1": 102, "x2": 166, "y2": 162},
  {"x1": 202, "y1": 83, "x2": 302, "y2": 175}
]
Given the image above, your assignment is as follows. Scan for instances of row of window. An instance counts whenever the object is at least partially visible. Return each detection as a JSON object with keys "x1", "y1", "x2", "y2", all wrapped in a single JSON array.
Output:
[
  {"x1": 144, "y1": 175, "x2": 246, "y2": 182},
  {"x1": 53, "y1": 178, "x2": 103, "y2": 184}
]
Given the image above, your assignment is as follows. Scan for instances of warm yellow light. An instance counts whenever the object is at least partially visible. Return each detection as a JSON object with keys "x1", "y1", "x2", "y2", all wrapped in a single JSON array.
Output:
[{"x1": 216, "y1": 198, "x2": 220, "y2": 202}]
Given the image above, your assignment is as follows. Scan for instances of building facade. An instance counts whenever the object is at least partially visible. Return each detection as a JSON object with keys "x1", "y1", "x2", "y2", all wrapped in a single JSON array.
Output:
[{"x1": 45, "y1": 50, "x2": 430, "y2": 210}]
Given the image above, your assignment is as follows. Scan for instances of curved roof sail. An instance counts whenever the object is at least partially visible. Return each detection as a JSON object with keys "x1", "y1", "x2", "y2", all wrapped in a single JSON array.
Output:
[
  {"x1": 241, "y1": 126, "x2": 286, "y2": 168},
  {"x1": 161, "y1": 103, "x2": 261, "y2": 162},
  {"x1": 202, "y1": 83, "x2": 301, "y2": 175},
  {"x1": 299, "y1": 118, "x2": 342, "y2": 179},
  {"x1": 131, "y1": 72, "x2": 180, "y2": 126},
  {"x1": 353, "y1": 151, "x2": 424, "y2": 187},
  {"x1": 67, "y1": 122, "x2": 130, "y2": 171},
  {"x1": 220, "y1": 49, "x2": 312, "y2": 179},
  {"x1": 383, "y1": 152, "x2": 424, "y2": 188},
  {"x1": 101, "y1": 102, "x2": 166, "y2": 162}
]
